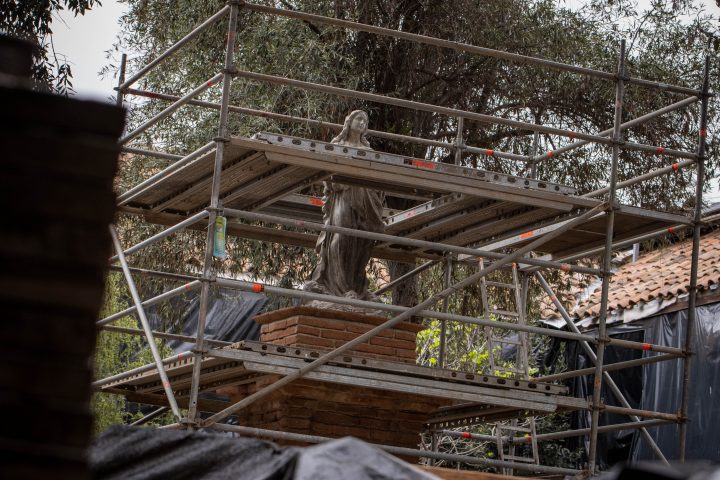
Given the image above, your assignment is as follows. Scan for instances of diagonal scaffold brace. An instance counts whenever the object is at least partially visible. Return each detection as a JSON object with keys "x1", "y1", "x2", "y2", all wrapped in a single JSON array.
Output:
[
  {"x1": 199, "y1": 202, "x2": 607, "y2": 427},
  {"x1": 109, "y1": 226, "x2": 182, "y2": 420}
]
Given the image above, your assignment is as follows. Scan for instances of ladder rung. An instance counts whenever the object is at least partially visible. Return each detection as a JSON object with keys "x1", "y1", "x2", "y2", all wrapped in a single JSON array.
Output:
[
  {"x1": 503, "y1": 455, "x2": 537, "y2": 463},
  {"x1": 485, "y1": 281, "x2": 516, "y2": 289},
  {"x1": 498, "y1": 426, "x2": 532, "y2": 433},
  {"x1": 490, "y1": 309, "x2": 520, "y2": 317},
  {"x1": 490, "y1": 337, "x2": 523, "y2": 346}
]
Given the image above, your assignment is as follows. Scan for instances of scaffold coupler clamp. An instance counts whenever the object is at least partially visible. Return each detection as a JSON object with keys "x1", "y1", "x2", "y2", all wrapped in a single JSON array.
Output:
[
  {"x1": 676, "y1": 409, "x2": 688, "y2": 423},
  {"x1": 179, "y1": 416, "x2": 200, "y2": 428}
]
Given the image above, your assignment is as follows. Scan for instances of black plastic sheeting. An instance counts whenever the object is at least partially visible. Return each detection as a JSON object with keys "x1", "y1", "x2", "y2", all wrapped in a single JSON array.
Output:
[
  {"x1": 89, "y1": 425, "x2": 436, "y2": 480},
  {"x1": 563, "y1": 302, "x2": 720, "y2": 468},
  {"x1": 145, "y1": 287, "x2": 267, "y2": 353}
]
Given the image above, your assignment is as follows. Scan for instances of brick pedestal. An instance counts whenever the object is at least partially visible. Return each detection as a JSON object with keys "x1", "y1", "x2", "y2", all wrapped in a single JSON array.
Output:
[{"x1": 217, "y1": 307, "x2": 451, "y2": 451}]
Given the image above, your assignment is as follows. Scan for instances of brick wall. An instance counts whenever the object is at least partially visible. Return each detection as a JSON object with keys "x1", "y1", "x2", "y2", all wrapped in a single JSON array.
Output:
[
  {"x1": 217, "y1": 307, "x2": 449, "y2": 451},
  {"x1": 255, "y1": 306, "x2": 422, "y2": 363}
]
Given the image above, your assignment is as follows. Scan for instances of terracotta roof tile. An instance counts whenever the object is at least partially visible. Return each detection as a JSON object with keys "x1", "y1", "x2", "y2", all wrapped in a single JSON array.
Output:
[{"x1": 542, "y1": 228, "x2": 720, "y2": 321}]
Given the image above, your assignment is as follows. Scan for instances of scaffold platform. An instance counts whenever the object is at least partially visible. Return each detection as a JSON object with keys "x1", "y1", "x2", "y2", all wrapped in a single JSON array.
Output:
[
  {"x1": 120, "y1": 134, "x2": 691, "y2": 262},
  {"x1": 98, "y1": 341, "x2": 586, "y2": 420}
]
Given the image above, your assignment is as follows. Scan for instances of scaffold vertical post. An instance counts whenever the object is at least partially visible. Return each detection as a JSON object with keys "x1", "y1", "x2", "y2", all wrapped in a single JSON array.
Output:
[
  {"x1": 186, "y1": 0, "x2": 241, "y2": 426},
  {"x1": 679, "y1": 54, "x2": 711, "y2": 462},
  {"x1": 454, "y1": 116, "x2": 464, "y2": 165},
  {"x1": 116, "y1": 53, "x2": 127, "y2": 109},
  {"x1": 588, "y1": 38, "x2": 626, "y2": 473},
  {"x1": 438, "y1": 255, "x2": 452, "y2": 368}
]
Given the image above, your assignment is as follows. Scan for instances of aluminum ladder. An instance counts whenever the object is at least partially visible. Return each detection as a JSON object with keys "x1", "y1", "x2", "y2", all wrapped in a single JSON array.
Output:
[{"x1": 479, "y1": 259, "x2": 539, "y2": 471}]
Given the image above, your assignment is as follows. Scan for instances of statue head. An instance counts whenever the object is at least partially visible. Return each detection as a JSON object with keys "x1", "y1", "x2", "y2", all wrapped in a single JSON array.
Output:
[{"x1": 331, "y1": 110, "x2": 371, "y2": 148}]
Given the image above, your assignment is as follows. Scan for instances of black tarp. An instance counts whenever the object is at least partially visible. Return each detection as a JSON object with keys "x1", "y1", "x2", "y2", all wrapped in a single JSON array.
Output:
[
  {"x1": 146, "y1": 287, "x2": 267, "y2": 353},
  {"x1": 563, "y1": 302, "x2": 720, "y2": 468},
  {"x1": 89, "y1": 425, "x2": 436, "y2": 480},
  {"x1": 631, "y1": 303, "x2": 720, "y2": 462}
]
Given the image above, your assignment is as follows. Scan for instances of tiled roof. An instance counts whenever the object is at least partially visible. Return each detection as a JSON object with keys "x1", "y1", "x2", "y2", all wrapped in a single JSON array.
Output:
[{"x1": 540, "y1": 228, "x2": 720, "y2": 323}]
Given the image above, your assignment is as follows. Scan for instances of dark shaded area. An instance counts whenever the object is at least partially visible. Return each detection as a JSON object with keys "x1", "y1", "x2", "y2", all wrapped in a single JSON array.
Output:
[
  {"x1": 89, "y1": 425, "x2": 434, "y2": 480},
  {"x1": 0, "y1": 34, "x2": 125, "y2": 480},
  {"x1": 599, "y1": 461, "x2": 720, "y2": 480},
  {"x1": 631, "y1": 304, "x2": 720, "y2": 462},
  {"x1": 146, "y1": 287, "x2": 267, "y2": 353},
  {"x1": 561, "y1": 302, "x2": 720, "y2": 468}
]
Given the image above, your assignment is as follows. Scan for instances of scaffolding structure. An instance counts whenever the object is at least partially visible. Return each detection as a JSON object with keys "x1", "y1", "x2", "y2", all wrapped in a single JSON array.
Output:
[{"x1": 97, "y1": 1, "x2": 714, "y2": 475}]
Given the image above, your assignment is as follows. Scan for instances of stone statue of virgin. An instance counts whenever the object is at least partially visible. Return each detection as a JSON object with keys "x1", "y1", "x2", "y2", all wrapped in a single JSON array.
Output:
[{"x1": 303, "y1": 110, "x2": 385, "y2": 305}]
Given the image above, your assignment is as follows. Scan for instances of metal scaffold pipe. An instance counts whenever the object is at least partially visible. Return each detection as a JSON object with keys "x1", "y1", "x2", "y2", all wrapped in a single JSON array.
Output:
[
  {"x1": 186, "y1": 1, "x2": 241, "y2": 426},
  {"x1": 230, "y1": 68, "x2": 695, "y2": 156},
  {"x1": 119, "y1": 72, "x2": 223, "y2": 145},
  {"x1": 588, "y1": 39, "x2": 626, "y2": 473},
  {"x1": 533, "y1": 96, "x2": 699, "y2": 163},
  {"x1": 209, "y1": 424, "x2": 582, "y2": 475},
  {"x1": 109, "y1": 226, "x2": 182, "y2": 420},
  {"x1": 222, "y1": 207, "x2": 602, "y2": 275},
  {"x1": 242, "y1": 3, "x2": 700, "y2": 96},
  {"x1": 96, "y1": 280, "x2": 202, "y2": 327},
  {"x1": 536, "y1": 353, "x2": 677, "y2": 382},
  {"x1": 101, "y1": 325, "x2": 232, "y2": 348},
  {"x1": 215, "y1": 277, "x2": 595, "y2": 342},
  {"x1": 201, "y1": 204, "x2": 605, "y2": 427},
  {"x1": 679, "y1": 54, "x2": 711, "y2": 462},
  {"x1": 536, "y1": 272, "x2": 671, "y2": 464},
  {"x1": 119, "y1": 5, "x2": 230, "y2": 90},
  {"x1": 109, "y1": 210, "x2": 209, "y2": 262},
  {"x1": 122, "y1": 87, "x2": 530, "y2": 161}
]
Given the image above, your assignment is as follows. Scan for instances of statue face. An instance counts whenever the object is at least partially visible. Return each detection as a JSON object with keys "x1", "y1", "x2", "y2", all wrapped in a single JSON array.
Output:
[{"x1": 350, "y1": 114, "x2": 367, "y2": 134}]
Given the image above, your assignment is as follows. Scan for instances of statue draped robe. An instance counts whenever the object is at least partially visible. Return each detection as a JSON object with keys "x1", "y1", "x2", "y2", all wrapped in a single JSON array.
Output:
[{"x1": 309, "y1": 180, "x2": 385, "y2": 300}]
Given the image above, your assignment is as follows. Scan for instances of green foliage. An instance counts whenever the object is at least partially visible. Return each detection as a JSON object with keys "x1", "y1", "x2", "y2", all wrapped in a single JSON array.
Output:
[
  {"x1": 92, "y1": 272, "x2": 174, "y2": 433},
  {"x1": 0, "y1": 0, "x2": 101, "y2": 93}
]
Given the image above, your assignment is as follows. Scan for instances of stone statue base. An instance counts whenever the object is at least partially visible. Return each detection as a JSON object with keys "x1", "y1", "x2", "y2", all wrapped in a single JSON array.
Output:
[{"x1": 302, "y1": 281, "x2": 386, "y2": 316}]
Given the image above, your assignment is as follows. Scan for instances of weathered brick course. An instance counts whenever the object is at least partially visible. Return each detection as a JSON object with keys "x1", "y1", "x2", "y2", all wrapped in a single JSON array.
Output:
[{"x1": 217, "y1": 307, "x2": 449, "y2": 452}]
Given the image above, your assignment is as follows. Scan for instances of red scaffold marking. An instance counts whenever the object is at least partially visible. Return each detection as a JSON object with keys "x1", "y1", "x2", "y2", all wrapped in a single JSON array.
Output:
[
  {"x1": 656, "y1": 147, "x2": 665, "y2": 154},
  {"x1": 672, "y1": 163, "x2": 679, "y2": 171},
  {"x1": 551, "y1": 295, "x2": 557, "y2": 302},
  {"x1": 485, "y1": 149, "x2": 495, "y2": 156},
  {"x1": 560, "y1": 263, "x2": 571, "y2": 273},
  {"x1": 569, "y1": 132, "x2": 577, "y2": 139},
  {"x1": 309, "y1": 197, "x2": 324, "y2": 206},
  {"x1": 207, "y1": 80, "x2": 215, "y2": 87},
  {"x1": 642, "y1": 343, "x2": 653, "y2": 351},
  {"x1": 700, "y1": 128, "x2": 707, "y2": 138},
  {"x1": 462, "y1": 432, "x2": 471, "y2": 439},
  {"x1": 519, "y1": 231, "x2": 535, "y2": 239},
  {"x1": 252, "y1": 283, "x2": 265, "y2": 293},
  {"x1": 185, "y1": 283, "x2": 193, "y2": 292},
  {"x1": 668, "y1": 227, "x2": 675, "y2": 234},
  {"x1": 412, "y1": 159, "x2": 436, "y2": 170},
  {"x1": 162, "y1": 381, "x2": 171, "y2": 389},
  {"x1": 547, "y1": 150, "x2": 554, "y2": 158}
]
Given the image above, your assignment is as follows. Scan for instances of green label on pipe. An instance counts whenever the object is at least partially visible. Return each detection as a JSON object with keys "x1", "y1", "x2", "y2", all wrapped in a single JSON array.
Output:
[{"x1": 213, "y1": 216, "x2": 227, "y2": 259}]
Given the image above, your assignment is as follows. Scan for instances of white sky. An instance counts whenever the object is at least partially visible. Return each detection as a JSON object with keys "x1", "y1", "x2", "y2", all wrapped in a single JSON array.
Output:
[{"x1": 52, "y1": 0, "x2": 719, "y2": 198}]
